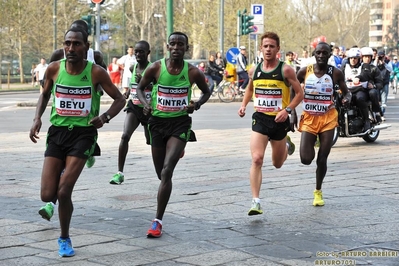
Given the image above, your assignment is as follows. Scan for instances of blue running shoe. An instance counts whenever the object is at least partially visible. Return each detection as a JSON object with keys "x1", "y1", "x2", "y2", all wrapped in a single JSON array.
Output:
[{"x1": 58, "y1": 237, "x2": 75, "y2": 257}]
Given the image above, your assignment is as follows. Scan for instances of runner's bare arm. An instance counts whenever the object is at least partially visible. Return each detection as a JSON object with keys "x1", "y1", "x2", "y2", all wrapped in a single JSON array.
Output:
[{"x1": 90, "y1": 65, "x2": 125, "y2": 128}]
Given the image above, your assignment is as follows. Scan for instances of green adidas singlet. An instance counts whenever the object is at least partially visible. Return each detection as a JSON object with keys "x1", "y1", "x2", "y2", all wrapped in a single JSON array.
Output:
[
  {"x1": 150, "y1": 58, "x2": 192, "y2": 118},
  {"x1": 50, "y1": 59, "x2": 102, "y2": 127},
  {"x1": 129, "y1": 62, "x2": 151, "y2": 107}
]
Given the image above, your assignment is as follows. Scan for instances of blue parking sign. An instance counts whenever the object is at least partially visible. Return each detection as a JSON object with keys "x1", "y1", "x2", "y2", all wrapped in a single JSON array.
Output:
[{"x1": 252, "y1": 5, "x2": 263, "y2": 15}]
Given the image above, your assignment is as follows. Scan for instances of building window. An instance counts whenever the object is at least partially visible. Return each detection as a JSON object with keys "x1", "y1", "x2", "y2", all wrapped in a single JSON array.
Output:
[
  {"x1": 371, "y1": 2, "x2": 383, "y2": 8},
  {"x1": 386, "y1": 2, "x2": 391, "y2": 9}
]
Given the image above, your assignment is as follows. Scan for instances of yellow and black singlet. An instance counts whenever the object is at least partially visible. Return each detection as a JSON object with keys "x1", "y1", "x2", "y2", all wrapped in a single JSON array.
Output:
[{"x1": 252, "y1": 61, "x2": 290, "y2": 116}]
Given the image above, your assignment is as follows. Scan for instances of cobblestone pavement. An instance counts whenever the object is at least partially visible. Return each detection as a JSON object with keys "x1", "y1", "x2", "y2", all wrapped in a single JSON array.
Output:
[{"x1": 0, "y1": 93, "x2": 398, "y2": 265}]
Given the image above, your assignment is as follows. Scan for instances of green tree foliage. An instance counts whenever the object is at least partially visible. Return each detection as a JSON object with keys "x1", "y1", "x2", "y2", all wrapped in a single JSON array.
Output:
[
  {"x1": 0, "y1": 0, "x2": 371, "y2": 79},
  {"x1": 1, "y1": 0, "x2": 90, "y2": 80},
  {"x1": 385, "y1": 7, "x2": 399, "y2": 53}
]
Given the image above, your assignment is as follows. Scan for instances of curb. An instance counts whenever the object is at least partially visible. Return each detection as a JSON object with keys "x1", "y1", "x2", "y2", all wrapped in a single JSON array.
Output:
[
  {"x1": 0, "y1": 89, "x2": 38, "y2": 95},
  {"x1": 16, "y1": 96, "x2": 243, "y2": 107}
]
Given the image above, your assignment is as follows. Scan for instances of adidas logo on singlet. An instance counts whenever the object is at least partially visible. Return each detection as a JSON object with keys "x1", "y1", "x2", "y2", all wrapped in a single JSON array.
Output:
[
  {"x1": 80, "y1": 75, "x2": 89, "y2": 82},
  {"x1": 178, "y1": 75, "x2": 186, "y2": 81}
]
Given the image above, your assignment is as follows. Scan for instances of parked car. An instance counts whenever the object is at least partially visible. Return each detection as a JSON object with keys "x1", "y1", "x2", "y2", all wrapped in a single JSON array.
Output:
[{"x1": 185, "y1": 59, "x2": 206, "y2": 68}]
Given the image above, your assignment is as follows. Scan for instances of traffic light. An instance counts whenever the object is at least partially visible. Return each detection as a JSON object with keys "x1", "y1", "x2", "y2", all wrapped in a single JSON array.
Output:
[
  {"x1": 81, "y1": 15, "x2": 92, "y2": 35},
  {"x1": 241, "y1": 14, "x2": 255, "y2": 35}
]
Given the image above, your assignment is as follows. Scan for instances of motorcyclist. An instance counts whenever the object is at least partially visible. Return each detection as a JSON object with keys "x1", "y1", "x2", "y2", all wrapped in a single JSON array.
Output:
[{"x1": 341, "y1": 47, "x2": 383, "y2": 130}]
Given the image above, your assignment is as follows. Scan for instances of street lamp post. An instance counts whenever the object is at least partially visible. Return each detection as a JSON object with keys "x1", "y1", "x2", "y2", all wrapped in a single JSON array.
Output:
[
  {"x1": 53, "y1": 0, "x2": 57, "y2": 50},
  {"x1": 384, "y1": 46, "x2": 387, "y2": 55},
  {"x1": 166, "y1": 0, "x2": 173, "y2": 37},
  {"x1": 94, "y1": 3, "x2": 101, "y2": 51},
  {"x1": 219, "y1": 0, "x2": 224, "y2": 56},
  {"x1": 123, "y1": 0, "x2": 126, "y2": 52},
  {"x1": 154, "y1": 14, "x2": 163, "y2": 60}
]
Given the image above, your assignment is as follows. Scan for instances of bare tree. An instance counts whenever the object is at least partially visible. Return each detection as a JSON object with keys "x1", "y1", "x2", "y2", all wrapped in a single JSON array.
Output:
[
  {"x1": 385, "y1": 7, "x2": 399, "y2": 54},
  {"x1": 291, "y1": 0, "x2": 330, "y2": 53},
  {"x1": 0, "y1": 0, "x2": 373, "y2": 76},
  {"x1": 327, "y1": 0, "x2": 369, "y2": 46}
]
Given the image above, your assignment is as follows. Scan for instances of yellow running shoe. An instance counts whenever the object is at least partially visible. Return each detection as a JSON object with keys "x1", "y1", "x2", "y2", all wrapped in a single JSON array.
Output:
[
  {"x1": 248, "y1": 200, "x2": 263, "y2": 216},
  {"x1": 315, "y1": 136, "x2": 320, "y2": 148},
  {"x1": 313, "y1": 190, "x2": 325, "y2": 206}
]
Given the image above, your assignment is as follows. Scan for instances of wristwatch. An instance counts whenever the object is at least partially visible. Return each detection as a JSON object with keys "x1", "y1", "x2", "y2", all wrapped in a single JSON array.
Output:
[
  {"x1": 285, "y1": 107, "x2": 292, "y2": 114},
  {"x1": 103, "y1": 112, "x2": 111, "y2": 123}
]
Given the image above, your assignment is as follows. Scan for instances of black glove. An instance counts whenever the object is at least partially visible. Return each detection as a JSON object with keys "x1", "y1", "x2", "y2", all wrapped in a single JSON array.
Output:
[{"x1": 342, "y1": 92, "x2": 352, "y2": 107}]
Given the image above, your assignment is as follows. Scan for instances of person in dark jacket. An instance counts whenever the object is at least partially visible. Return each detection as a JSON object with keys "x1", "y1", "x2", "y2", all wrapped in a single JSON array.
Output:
[
  {"x1": 359, "y1": 48, "x2": 383, "y2": 122},
  {"x1": 374, "y1": 51, "x2": 392, "y2": 120},
  {"x1": 237, "y1": 46, "x2": 249, "y2": 91},
  {"x1": 215, "y1": 51, "x2": 226, "y2": 79},
  {"x1": 205, "y1": 54, "x2": 223, "y2": 93}
]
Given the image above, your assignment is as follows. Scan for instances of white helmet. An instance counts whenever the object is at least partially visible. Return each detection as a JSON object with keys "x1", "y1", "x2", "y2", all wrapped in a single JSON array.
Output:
[
  {"x1": 360, "y1": 47, "x2": 373, "y2": 57},
  {"x1": 347, "y1": 48, "x2": 361, "y2": 58}
]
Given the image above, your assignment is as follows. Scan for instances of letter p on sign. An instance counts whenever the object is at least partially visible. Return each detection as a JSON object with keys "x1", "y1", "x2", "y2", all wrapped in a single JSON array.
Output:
[{"x1": 252, "y1": 5, "x2": 263, "y2": 15}]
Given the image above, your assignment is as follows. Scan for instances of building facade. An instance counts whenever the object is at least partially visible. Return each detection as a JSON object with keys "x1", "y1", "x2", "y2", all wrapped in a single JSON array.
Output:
[{"x1": 369, "y1": 0, "x2": 399, "y2": 52}]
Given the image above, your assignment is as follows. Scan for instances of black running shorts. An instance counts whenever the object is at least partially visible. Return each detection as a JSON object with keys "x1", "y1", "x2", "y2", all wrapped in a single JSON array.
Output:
[
  {"x1": 45, "y1": 125, "x2": 98, "y2": 160},
  {"x1": 124, "y1": 100, "x2": 151, "y2": 144},
  {"x1": 124, "y1": 100, "x2": 150, "y2": 126},
  {"x1": 148, "y1": 115, "x2": 192, "y2": 147},
  {"x1": 251, "y1": 112, "x2": 290, "y2": 141}
]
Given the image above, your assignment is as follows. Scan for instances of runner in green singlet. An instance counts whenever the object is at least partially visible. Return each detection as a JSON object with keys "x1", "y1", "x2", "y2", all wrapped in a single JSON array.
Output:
[
  {"x1": 29, "y1": 27, "x2": 125, "y2": 257},
  {"x1": 136, "y1": 32, "x2": 211, "y2": 238},
  {"x1": 110, "y1": 40, "x2": 152, "y2": 185}
]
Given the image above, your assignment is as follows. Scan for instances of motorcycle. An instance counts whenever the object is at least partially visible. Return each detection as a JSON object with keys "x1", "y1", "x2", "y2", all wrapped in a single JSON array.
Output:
[{"x1": 332, "y1": 82, "x2": 391, "y2": 146}]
